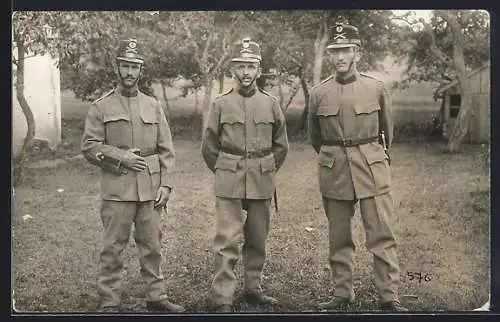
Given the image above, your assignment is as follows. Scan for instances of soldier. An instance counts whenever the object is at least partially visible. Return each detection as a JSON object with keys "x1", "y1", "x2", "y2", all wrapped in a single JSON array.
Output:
[
  {"x1": 308, "y1": 22, "x2": 408, "y2": 312},
  {"x1": 81, "y1": 38, "x2": 185, "y2": 313},
  {"x1": 201, "y1": 38, "x2": 289, "y2": 312},
  {"x1": 256, "y1": 67, "x2": 278, "y2": 92}
]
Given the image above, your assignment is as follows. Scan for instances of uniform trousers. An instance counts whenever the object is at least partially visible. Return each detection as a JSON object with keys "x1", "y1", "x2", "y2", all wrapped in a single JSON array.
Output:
[
  {"x1": 322, "y1": 192, "x2": 400, "y2": 302},
  {"x1": 97, "y1": 200, "x2": 167, "y2": 308},
  {"x1": 211, "y1": 197, "x2": 271, "y2": 305}
]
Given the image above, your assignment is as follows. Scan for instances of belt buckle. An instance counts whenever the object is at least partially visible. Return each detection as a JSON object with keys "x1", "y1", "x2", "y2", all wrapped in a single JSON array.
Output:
[
  {"x1": 343, "y1": 139, "x2": 352, "y2": 147},
  {"x1": 245, "y1": 151, "x2": 251, "y2": 158}
]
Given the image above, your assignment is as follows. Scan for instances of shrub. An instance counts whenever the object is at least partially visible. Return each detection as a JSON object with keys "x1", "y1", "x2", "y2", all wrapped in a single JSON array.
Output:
[{"x1": 393, "y1": 118, "x2": 443, "y2": 143}]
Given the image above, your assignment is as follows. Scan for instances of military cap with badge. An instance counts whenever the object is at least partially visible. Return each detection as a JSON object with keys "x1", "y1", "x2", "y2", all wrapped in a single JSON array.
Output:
[
  {"x1": 327, "y1": 22, "x2": 362, "y2": 49},
  {"x1": 231, "y1": 38, "x2": 262, "y2": 63},
  {"x1": 116, "y1": 38, "x2": 145, "y2": 64}
]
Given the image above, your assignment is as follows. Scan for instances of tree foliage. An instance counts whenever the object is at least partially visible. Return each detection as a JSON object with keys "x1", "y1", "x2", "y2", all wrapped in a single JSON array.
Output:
[{"x1": 391, "y1": 10, "x2": 490, "y2": 92}]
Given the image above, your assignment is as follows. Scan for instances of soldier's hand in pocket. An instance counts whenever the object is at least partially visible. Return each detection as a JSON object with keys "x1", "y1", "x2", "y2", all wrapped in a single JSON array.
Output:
[{"x1": 121, "y1": 149, "x2": 147, "y2": 172}]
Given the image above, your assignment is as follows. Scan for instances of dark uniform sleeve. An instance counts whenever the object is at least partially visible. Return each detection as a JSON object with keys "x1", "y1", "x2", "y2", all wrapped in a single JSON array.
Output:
[
  {"x1": 155, "y1": 100, "x2": 175, "y2": 189},
  {"x1": 378, "y1": 84, "x2": 393, "y2": 148},
  {"x1": 271, "y1": 99, "x2": 289, "y2": 170},
  {"x1": 81, "y1": 103, "x2": 127, "y2": 174},
  {"x1": 201, "y1": 101, "x2": 221, "y2": 173},
  {"x1": 308, "y1": 89, "x2": 322, "y2": 153}
]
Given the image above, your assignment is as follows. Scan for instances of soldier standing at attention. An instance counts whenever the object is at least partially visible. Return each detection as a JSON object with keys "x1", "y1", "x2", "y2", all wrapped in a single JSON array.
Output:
[
  {"x1": 81, "y1": 38, "x2": 185, "y2": 313},
  {"x1": 201, "y1": 38, "x2": 289, "y2": 312},
  {"x1": 308, "y1": 22, "x2": 408, "y2": 312}
]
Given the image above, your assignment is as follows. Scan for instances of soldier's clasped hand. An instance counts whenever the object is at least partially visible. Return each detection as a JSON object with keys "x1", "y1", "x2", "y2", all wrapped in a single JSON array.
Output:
[{"x1": 121, "y1": 149, "x2": 147, "y2": 172}]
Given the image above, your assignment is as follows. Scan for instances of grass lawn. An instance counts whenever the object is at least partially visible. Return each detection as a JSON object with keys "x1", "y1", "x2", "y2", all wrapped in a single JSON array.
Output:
[{"x1": 12, "y1": 136, "x2": 490, "y2": 312}]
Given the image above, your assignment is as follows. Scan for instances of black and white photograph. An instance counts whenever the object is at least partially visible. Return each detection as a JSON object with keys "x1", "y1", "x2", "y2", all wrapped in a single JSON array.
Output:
[{"x1": 11, "y1": 9, "x2": 491, "y2": 314}]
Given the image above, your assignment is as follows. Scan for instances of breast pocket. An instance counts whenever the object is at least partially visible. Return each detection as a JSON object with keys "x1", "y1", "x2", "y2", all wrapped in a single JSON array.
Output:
[
  {"x1": 221, "y1": 113, "x2": 244, "y2": 126},
  {"x1": 103, "y1": 114, "x2": 130, "y2": 146},
  {"x1": 353, "y1": 101, "x2": 380, "y2": 115},
  {"x1": 353, "y1": 100, "x2": 380, "y2": 137},
  {"x1": 140, "y1": 109, "x2": 159, "y2": 144},
  {"x1": 220, "y1": 112, "x2": 244, "y2": 140},
  {"x1": 254, "y1": 113, "x2": 274, "y2": 148},
  {"x1": 317, "y1": 105, "x2": 340, "y2": 118}
]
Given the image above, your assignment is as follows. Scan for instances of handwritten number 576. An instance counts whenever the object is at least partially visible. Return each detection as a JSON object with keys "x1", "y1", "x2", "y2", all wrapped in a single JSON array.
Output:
[{"x1": 407, "y1": 272, "x2": 431, "y2": 283}]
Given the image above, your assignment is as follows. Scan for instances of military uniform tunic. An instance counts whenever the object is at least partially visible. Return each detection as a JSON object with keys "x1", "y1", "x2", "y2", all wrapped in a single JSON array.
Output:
[
  {"x1": 82, "y1": 89, "x2": 174, "y2": 200},
  {"x1": 81, "y1": 89, "x2": 175, "y2": 308},
  {"x1": 309, "y1": 72, "x2": 393, "y2": 200},
  {"x1": 308, "y1": 72, "x2": 401, "y2": 303},
  {"x1": 201, "y1": 87, "x2": 289, "y2": 305},
  {"x1": 202, "y1": 88, "x2": 288, "y2": 198}
]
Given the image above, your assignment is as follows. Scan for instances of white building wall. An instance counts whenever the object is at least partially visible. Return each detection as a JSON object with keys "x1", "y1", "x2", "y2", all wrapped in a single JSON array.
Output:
[{"x1": 12, "y1": 51, "x2": 61, "y2": 157}]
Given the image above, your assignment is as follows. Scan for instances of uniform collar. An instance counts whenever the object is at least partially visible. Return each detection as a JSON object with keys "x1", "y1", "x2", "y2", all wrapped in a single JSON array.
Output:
[
  {"x1": 118, "y1": 84, "x2": 139, "y2": 97},
  {"x1": 335, "y1": 72, "x2": 357, "y2": 85},
  {"x1": 237, "y1": 86, "x2": 257, "y2": 97}
]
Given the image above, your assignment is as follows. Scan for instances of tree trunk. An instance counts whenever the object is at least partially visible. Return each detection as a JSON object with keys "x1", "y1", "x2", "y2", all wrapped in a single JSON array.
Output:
[
  {"x1": 160, "y1": 79, "x2": 171, "y2": 123},
  {"x1": 14, "y1": 39, "x2": 36, "y2": 186},
  {"x1": 203, "y1": 74, "x2": 214, "y2": 112},
  {"x1": 445, "y1": 12, "x2": 473, "y2": 153},
  {"x1": 218, "y1": 73, "x2": 224, "y2": 93},
  {"x1": 277, "y1": 74, "x2": 284, "y2": 108},
  {"x1": 193, "y1": 74, "x2": 214, "y2": 138},
  {"x1": 313, "y1": 13, "x2": 329, "y2": 85},
  {"x1": 299, "y1": 76, "x2": 310, "y2": 130},
  {"x1": 194, "y1": 87, "x2": 199, "y2": 116},
  {"x1": 282, "y1": 80, "x2": 301, "y2": 113}
]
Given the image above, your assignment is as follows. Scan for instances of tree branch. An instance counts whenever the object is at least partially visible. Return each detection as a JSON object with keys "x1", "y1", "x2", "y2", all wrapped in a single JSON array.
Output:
[
  {"x1": 201, "y1": 32, "x2": 213, "y2": 71},
  {"x1": 421, "y1": 20, "x2": 454, "y2": 68},
  {"x1": 180, "y1": 17, "x2": 202, "y2": 67},
  {"x1": 438, "y1": 11, "x2": 467, "y2": 76},
  {"x1": 213, "y1": 14, "x2": 242, "y2": 73}
]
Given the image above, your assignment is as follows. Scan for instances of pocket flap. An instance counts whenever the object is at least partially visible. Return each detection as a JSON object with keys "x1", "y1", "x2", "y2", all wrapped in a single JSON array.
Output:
[
  {"x1": 103, "y1": 114, "x2": 130, "y2": 123},
  {"x1": 254, "y1": 113, "x2": 275, "y2": 124},
  {"x1": 215, "y1": 153, "x2": 240, "y2": 172},
  {"x1": 354, "y1": 101, "x2": 380, "y2": 115},
  {"x1": 318, "y1": 153, "x2": 335, "y2": 168},
  {"x1": 317, "y1": 105, "x2": 340, "y2": 116},
  {"x1": 140, "y1": 108, "x2": 159, "y2": 124},
  {"x1": 260, "y1": 154, "x2": 276, "y2": 173},
  {"x1": 221, "y1": 113, "x2": 244, "y2": 124},
  {"x1": 360, "y1": 143, "x2": 387, "y2": 165},
  {"x1": 146, "y1": 155, "x2": 161, "y2": 174}
]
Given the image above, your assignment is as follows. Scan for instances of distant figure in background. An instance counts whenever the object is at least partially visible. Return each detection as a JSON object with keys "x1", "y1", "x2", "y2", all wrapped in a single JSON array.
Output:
[
  {"x1": 256, "y1": 67, "x2": 278, "y2": 92},
  {"x1": 308, "y1": 22, "x2": 408, "y2": 312},
  {"x1": 201, "y1": 38, "x2": 289, "y2": 312},
  {"x1": 81, "y1": 38, "x2": 184, "y2": 313}
]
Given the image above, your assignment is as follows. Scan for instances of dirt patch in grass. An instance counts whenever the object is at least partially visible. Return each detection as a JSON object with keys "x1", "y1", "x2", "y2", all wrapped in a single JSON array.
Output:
[{"x1": 12, "y1": 140, "x2": 489, "y2": 313}]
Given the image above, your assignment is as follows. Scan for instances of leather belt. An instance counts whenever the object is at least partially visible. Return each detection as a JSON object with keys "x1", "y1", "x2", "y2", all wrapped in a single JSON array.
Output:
[
  {"x1": 131, "y1": 148, "x2": 158, "y2": 157},
  {"x1": 322, "y1": 136, "x2": 379, "y2": 147},
  {"x1": 221, "y1": 147, "x2": 272, "y2": 159}
]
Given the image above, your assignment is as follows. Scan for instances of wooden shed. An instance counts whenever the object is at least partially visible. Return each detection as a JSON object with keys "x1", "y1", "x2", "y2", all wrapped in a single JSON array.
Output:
[{"x1": 435, "y1": 60, "x2": 490, "y2": 143}]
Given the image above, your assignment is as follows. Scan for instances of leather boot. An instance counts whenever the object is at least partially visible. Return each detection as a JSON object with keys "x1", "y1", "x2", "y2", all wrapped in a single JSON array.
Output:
[
  {"x1": 317, "y1": 296, "x2": 353, "y2": 310},
  {"x1": 380, "y1": 300, "x2": 409, "y2": 312},
  {"x1": 244, "y1": 292, "x2": 279, "y2": 305},
  {"x1": 146, "y1": 299, "x2": 186, "y2": 312}
]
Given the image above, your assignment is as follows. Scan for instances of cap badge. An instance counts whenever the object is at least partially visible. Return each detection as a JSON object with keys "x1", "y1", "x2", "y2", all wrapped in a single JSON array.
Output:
[{"x1": 334, "y1": 32, "x2": 347, "y2": 40}]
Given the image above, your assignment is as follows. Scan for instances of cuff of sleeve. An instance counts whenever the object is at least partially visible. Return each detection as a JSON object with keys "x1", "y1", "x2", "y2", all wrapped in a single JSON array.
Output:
[{"x1": 161, "y1": 174, "x2": 172, "y2": 190}]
